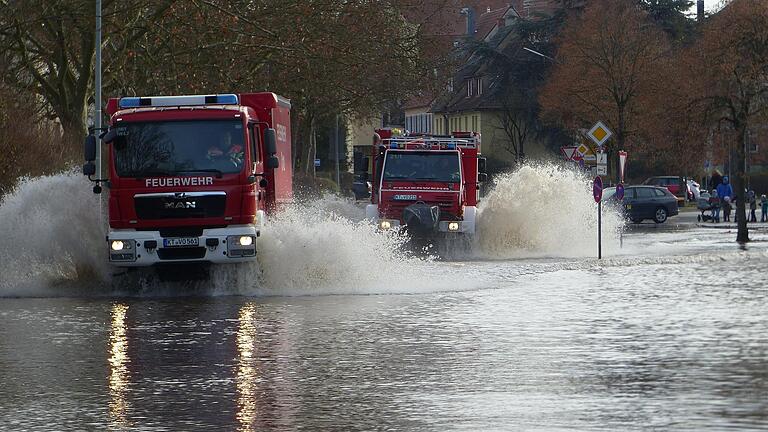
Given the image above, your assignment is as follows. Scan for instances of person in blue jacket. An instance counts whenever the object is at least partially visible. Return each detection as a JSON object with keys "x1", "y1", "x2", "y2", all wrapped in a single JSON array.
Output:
[{"x1": 716, "y1": 176, "x2": 734, "y2": 203}]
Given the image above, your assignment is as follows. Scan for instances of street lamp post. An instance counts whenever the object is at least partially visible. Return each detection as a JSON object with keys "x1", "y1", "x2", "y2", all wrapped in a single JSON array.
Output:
[{"x1": 95, "y1": 0, "x2": 102, "y2": 176}]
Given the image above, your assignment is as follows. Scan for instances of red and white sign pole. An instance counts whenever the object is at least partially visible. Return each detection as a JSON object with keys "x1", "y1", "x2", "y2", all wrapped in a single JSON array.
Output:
[{"x1": 618, "y1": 151, "x2": 628, "y2": 183}]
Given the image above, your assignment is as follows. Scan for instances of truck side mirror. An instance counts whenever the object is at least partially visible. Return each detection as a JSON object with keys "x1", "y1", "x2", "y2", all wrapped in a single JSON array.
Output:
[
  {"x1": 264, "y1": 128, "x2": 277, "y2": 154},
  {"x1": 267, "y1": 155, "x2": 279, "y2": 169},
  {"x1": 478, "y1": 173, "x2": 488, "y2": 183},
  {"x1": 478, "y1": 157, "x2": 487, "y2": 174},
  {"x1": 84, "y1": 135, "x2": 97, "y2": 161},
  {"x1": 101, "y1": 128, "x2": 118, "y2": 144},
  {"x1": 83, "y1": 162, "x2": 96, "y2": 176}
]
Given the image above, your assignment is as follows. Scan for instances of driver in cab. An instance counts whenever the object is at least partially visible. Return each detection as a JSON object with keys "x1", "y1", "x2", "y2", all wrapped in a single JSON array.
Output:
[{"x1": 206, "y1": 132, "x2": 244, "y2": 168}]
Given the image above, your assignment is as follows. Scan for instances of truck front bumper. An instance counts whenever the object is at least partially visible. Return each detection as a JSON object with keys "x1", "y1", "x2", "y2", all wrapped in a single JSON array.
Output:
[{"x1": 106, "y1": 225, "x2": 259, "y2": 267}]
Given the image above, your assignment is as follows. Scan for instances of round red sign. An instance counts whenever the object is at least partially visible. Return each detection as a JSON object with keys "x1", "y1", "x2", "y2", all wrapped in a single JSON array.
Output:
[{"x1": 593, "y1": 176, "x2": 603, "y2": 203}]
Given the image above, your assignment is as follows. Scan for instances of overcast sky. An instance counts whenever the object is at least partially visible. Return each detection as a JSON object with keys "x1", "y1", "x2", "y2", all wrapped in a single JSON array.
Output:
[{"x1": 686, "y1": 0, "x2": 726, "y2": 16}]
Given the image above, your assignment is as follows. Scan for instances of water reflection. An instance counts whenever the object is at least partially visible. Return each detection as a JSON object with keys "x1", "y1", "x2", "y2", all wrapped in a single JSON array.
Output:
[
  {"x1": 108, "y1": 303, "x2": 130, "y2": 427},
  {"x1": 236, "y1": 303, "x2": 258, "y2": 431}
]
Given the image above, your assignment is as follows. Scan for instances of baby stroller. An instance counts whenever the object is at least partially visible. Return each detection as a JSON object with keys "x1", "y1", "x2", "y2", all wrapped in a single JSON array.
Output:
[{"x1": 697, "y1": 191, "x2": 713, "y2": 222}]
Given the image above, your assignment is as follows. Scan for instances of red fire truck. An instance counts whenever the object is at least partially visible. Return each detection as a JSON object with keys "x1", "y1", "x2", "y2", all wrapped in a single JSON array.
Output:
[
  {"x1": 83, "y1": 93, "x2": 292, "y2": 268},
  {"x1": 363, "y1": 128, "x2": 486, "y2": 239}
]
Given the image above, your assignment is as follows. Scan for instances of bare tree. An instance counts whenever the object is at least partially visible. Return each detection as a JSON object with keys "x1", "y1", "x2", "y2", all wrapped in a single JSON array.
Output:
[{"x1": 683, "y1": 0, "x2": 768, "y2": 242}]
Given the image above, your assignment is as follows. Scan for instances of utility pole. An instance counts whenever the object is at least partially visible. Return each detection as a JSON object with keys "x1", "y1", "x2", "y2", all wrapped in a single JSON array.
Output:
[
  {"x1": 95, "y1": 0, "x2": 103, "y2": 176},
  {"x1": 334, "y1": 114, "x2": 340, "y2": 188}
]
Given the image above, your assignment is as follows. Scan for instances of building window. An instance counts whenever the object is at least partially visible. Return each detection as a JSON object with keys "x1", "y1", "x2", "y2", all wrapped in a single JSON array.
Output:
[
  {"x1": 477, "y1": 77, "x2": 483, "y2": 95},
  {"x1": 472, "y1": 115, "x2": 478, "y2": 131},
  {"x1": 467, "y1": 79, "x2": 473, "y2": 97}
]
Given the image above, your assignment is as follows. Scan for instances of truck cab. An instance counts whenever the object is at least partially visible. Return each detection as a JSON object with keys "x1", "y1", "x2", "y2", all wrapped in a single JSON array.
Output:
[
  {"x1": 362, "y1": 129, "x2": 486, "y2": 237},
  {"x1": 83, "y1": 93, "x2": 292, "y2": 267}
]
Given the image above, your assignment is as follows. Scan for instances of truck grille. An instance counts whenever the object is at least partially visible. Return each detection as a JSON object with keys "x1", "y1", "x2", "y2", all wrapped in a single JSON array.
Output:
[{"x1": 134, "y1": 193, "x2": 226, "y2": 220}]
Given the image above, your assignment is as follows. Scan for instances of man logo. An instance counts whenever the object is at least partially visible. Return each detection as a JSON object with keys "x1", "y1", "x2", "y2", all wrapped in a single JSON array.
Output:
[{"x1": 164, "y1": 201, "x2": 196, "y2": 209}]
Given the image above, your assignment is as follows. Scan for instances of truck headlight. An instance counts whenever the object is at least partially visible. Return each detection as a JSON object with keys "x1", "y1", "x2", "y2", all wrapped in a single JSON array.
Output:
[
  {"x1": 227, "y1": 235, "x2": 256, "y2": 258},
  {"x1": 379, "y1": 220, "x2": 392, "y2": 230},
  {"x1": 448, "y1": 222, "x2": 460, "y2": 231},
  {"x1": 109, "y1": 239, "x2": 136, "y2": 262}
]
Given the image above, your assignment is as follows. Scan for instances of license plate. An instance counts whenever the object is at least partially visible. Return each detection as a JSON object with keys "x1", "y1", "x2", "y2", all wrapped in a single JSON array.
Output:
[
  {"x1": 393, "y1": 194, "x2": 417, "y2": 201},
  {"x1": 163, "y1": 237, "x2": 199, "y2": 247}
]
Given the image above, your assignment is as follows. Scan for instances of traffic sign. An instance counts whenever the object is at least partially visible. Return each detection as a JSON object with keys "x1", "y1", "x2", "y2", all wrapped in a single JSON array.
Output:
[
  {"x1": 314, "y1": 158, "x2": 321, "y2": 167},
  {"x1": 597, "y1": 165, "x2": 607, "y2": 175},
  {"x1": 616, "y1": 183, "x2": 624, "y2": 200},
  {"x1": 618, "y1": 150, "x2": 627, "y2": 183},
  {"x1": 587, "y1": 121, "x2": 612, "y2": 147},
  {"x1": 593, "y1": 176, "x2": 603, "y2": 203},
  {"x1": 561, "y1": 146, "x2": 578, "y2": 160}
]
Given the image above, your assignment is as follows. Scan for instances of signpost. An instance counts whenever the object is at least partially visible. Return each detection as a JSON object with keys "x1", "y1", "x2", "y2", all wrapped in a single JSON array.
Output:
[
  {"x1": 587, "y1": 121, "x2": 613, "y2": 148},
  {"x1": 597, "y1": 151, "x2": 608, "y2": 176},
  {"x1": 615, "y1": 183, "x2": 624, "y2": 200},
  {"x1": 561, "y1": 146, "x2": 578, "y2": 161},
  {"x1": 593, "y1": 176, "x2": 603, "y2": 259}
]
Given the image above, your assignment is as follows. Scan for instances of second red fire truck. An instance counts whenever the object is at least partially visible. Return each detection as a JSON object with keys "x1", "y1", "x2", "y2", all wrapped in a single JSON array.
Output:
[{"x1": 363, "y1": 128, "x2": 487, "y2": 240}]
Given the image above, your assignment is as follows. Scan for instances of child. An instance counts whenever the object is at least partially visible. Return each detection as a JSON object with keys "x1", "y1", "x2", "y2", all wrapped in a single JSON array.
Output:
[
  {"x1": 749, "y1": 190, "x2": 757, "y2": 222},
  {"x1": 709, "y1": 189, "x2": 720, "y2": 223},
  {"x1": 761, "y1": 194, "x2": 768, "y2": 223},
  {"x1": 723, "y1": 196, "x2": 732, "y2": 222}
]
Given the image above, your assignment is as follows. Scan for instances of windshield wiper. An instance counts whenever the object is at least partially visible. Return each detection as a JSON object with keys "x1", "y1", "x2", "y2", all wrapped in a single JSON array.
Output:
[{"x1": 175, "y1": 169, "x2": 224, "y2": 178}]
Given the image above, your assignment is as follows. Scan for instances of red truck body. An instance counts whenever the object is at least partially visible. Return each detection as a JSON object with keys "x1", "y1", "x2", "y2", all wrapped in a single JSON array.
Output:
[
  {"x1": 365, "y1": 129, "x2": 484, "y2": 237},
  {"x1": 91, "y1": 93, "x2": 292, "y2": 267}
]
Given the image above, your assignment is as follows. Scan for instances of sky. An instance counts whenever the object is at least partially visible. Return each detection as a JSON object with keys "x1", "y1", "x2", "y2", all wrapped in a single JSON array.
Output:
[{"x1": 686, "y1": 0, "x2": 726, "y2": 17}]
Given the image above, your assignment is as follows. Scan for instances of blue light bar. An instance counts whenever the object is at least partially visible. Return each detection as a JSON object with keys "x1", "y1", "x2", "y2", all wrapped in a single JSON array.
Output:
[
  {"x1": 118, "y1": 94, "x2": 239, "y2": 109},
  {"x1": 446, "y1": 143, "x2": 456, "y2": 150},
  {"x1": 390, "y1": 143, "x2": 398, "y2": 149},
  {"x1": 119, "y1": 97, "x2": 141, "y2": 108}
]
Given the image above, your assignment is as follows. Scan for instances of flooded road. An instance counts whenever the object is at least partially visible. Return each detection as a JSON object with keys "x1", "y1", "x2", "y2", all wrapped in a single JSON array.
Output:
[
  {"x1": 1, "y1": 227, "x2": 767, "y2": 431},
  {"x1": 1, "y1": 169, "x2": 767, "y2": 430}
]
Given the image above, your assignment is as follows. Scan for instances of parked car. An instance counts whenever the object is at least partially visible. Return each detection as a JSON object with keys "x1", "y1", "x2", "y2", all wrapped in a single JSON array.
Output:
[
  {"x1": 602, "y1": 185, "x2": 679, "y2": 223},
  {"x1": 642, "y1": 176, "x2": 686, "y2": 203}
]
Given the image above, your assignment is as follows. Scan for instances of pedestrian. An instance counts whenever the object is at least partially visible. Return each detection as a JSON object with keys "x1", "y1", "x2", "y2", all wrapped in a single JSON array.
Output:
[
  {"x1": 716, "y1": 176, "x2": 734, "y2": 202},
  {"x1": 710, "y1": 171, "x2": 723, "y2": 190},
  {"x1": 749, "y1": 190, "x2": 757, "y2": 222},
  {"x1": 709, "y1": 189, "x2": 720, "y2": 223},
  {"x1": 723, "y1": 196, "x2": 732, "y2": 222},
  {"x1": 761, "y1": 194, "x2": 768, "y2": 223}
]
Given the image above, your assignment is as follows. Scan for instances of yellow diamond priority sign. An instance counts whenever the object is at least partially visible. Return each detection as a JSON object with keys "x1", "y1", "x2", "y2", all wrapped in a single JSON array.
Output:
[{"x1": 587, "y1": 121, "x2": 612, "y2": 147}]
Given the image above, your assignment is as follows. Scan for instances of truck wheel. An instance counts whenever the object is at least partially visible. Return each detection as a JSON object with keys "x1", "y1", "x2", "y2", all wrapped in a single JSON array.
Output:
[{"x1": 654, "y1": 207, "x2": 668, "y2": 223}]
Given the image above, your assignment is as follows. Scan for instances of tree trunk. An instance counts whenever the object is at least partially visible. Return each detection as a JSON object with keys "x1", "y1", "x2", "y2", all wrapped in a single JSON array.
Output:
[{"x1": 734, "y1": 124, "x2": 749, "y2": 242}]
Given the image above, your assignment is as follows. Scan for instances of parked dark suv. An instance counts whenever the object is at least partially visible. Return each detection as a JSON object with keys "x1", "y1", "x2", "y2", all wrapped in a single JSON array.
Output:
[{"x1": 603, "y1": 185, "x2": 679, "y2": 223}]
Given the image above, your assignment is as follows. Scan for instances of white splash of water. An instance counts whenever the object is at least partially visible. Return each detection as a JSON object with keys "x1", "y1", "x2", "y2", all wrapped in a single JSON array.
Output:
[
  {"x1": 0, "y1": 171, "x2": 110, "y2": 296},
  {"x1": 253, "y1": 198, "x2": 486, "y2": 296},
  {"x1": 0, "y1": 176, "x2": 488, "y2": 297},
  {"x1": 475, "y1": 163, "x2": 625, "y2": 258}
]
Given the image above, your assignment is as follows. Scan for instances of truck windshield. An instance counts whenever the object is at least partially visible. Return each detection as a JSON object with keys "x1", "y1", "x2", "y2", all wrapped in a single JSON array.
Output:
[
  {"x1": 382, "y1": 151, "x2": 460, "y2": 182},
  {"x1": 113, "y1": 120, "x2": 245, "y2": 177}
]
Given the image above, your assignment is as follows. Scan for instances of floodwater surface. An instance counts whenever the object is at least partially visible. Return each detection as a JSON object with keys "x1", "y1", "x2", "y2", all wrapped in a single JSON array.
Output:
[{"x1": 1, "y1": 168, "x2": 766, "y2": 431}]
